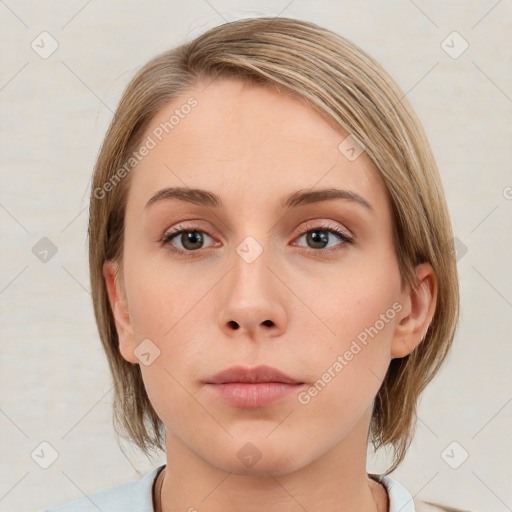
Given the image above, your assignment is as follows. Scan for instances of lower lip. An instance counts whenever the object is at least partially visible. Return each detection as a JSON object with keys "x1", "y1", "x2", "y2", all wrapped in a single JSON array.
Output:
[{"x1": 205, "y1": 382, "x2": 304, "y2": 408}]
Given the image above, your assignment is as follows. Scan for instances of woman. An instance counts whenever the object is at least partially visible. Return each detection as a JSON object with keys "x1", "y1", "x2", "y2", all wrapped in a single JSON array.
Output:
[{"x1": 42, "y1": 16, "x2": 470, "y2": 512}]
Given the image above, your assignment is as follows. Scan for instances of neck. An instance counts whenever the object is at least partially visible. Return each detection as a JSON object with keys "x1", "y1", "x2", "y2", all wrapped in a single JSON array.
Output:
[{"x1": 156, "y1": 425, "x2": 388, "y2": 512}]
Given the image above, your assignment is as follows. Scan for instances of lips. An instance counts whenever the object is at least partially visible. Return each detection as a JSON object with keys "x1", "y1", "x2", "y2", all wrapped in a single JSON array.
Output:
[
  {"x1": 203, "y1": 365, "x2": 305, "y2": 408},
  {"x1": 204, "y1": 365, "x2": 303, "y2": 385}
]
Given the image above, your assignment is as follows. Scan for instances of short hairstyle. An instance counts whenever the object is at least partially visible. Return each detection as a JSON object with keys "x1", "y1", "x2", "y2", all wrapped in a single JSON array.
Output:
[{"x1": 88, "y1": 16, "x2": 459, "y2": 474}]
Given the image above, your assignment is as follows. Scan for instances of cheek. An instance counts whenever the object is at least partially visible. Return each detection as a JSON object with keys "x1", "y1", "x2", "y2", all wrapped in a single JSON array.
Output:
[
  {"x1": 294, "y1": 289, "x2": 398, "y2": 436},
  {"x1": 121, "y1": 253, "x2": 213, "y2": 423},
  {"x1": 299, "y1": 258, "x2": 400, "y2": 348},
  {"x1": 123, "y1": 249, "x2": 191, "y2": 338},
  {"x1": 292, "y1": 256, "x2": 401, "y2": 401}
]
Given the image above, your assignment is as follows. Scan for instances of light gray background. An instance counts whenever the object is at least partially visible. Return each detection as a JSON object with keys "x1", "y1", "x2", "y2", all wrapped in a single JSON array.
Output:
[{"x1": 1, "y1": 1, "x2": 511, "y2": 511}]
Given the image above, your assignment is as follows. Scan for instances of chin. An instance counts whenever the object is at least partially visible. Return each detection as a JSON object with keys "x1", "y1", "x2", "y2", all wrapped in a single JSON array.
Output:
[{"x1": 205, "y1": 437, "x2": 313, "y2": 477}]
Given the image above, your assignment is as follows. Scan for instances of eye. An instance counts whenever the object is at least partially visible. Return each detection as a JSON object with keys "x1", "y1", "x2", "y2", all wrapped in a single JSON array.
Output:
[
  {"x1": 293, "y1": 220, "x2": 353, "y2": 252},
  {"x1": 160, "y1": 224, "x2": 218, "y2": 255},
  {"x1": 160, "y1": 220, "x2": 354, "y2": 257}
]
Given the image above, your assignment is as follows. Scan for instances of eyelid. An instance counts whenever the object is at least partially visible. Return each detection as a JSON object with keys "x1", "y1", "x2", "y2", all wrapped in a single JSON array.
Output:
[
  {"x1": 161, "y1": 221, "x2": 219, "y2": 246},
  {"x1": 295, "y1": 219, "x2": 353, "y2": 239},
  {"x1": 162, "y1": 220, "x2": 217, "y2": 238},
  {"x1": 160, "y1": 218, "x2": 354, "y2": 256}
]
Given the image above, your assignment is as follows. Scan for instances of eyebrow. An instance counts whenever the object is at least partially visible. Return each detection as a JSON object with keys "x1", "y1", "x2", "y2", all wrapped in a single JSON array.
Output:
[{"x1": 144, "y1": 186, "x2": 373, "y2": 212}]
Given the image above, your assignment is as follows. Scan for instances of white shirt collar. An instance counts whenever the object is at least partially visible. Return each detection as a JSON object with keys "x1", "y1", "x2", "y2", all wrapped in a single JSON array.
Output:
[{"x1": 43, "y1": 464, "x2": 416, "y2": 511}]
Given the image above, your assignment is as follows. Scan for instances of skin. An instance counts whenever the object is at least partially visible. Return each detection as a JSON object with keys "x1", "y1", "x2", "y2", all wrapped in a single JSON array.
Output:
[{"x1": 104, "y1": 77, "x2": 437, "y2": 512}]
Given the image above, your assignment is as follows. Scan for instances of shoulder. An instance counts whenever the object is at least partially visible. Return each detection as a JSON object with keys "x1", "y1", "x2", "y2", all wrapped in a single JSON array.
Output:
[
  {"x1": 37, "y1": 465, "x2": 165, "y2": 512},
  {"x1": 414, "y1": 502, "x2": 477, "y2": 512},
  {"x1": 371, "y1": 473, "x2": 476, "y2": 512}
]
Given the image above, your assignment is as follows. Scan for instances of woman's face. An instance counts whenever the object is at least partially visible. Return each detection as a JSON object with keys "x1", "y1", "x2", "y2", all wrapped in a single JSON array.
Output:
[{"x1": 105, "y1": 77, "x2": 426, "y2": 475}]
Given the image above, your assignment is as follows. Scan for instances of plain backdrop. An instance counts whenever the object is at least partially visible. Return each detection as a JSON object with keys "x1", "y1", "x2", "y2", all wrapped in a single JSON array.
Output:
[{"x1": 1, "y1": 1, "x2": 511, "y2": 511}]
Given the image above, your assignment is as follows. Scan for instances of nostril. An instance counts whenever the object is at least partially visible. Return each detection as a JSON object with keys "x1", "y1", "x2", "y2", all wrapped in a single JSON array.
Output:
[
  {"x1": 262, "y1": 319, "x2": 274, "y2": 327},
  {"x1": 228, "y1": 320, "x2": 239, "y2": 329}
]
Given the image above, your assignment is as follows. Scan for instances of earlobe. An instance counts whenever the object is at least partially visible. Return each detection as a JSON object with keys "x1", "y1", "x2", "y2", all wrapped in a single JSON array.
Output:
[
  {"x1": 391, "y1": 263, "x2": 438, "y2": 359},
  {"x1": 102, "y1": 261, "x2": 139, "y2": 364}
]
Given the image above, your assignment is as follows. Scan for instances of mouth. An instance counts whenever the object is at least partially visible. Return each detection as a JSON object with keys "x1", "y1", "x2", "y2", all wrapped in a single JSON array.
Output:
[{"x1": 203, "y1": 365, "x2": 305, "y2": 408}]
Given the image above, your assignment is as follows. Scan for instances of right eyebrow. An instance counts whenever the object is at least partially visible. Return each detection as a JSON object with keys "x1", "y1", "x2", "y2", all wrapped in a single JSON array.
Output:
[{"x1": 145, "y1": 187, "x2": 222, "y2": 209}]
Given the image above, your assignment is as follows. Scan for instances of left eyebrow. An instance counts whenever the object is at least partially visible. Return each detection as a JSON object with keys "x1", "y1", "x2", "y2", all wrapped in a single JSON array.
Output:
[
  {"x1": 144, "y1": 186, "x2": 373, "y2": 213},
  {"x1": 282, "y1": 188, "x2": 373, "y2": 212}
]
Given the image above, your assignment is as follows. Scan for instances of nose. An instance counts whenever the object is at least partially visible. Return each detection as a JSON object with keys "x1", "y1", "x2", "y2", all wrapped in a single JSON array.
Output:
[{"x1": 216, "y1": 242, "x2": 288, "y2": 340}]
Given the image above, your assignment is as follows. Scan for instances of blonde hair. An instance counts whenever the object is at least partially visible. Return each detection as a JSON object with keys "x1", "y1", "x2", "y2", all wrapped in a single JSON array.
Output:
[{"x1": 88, "y1": 16, "x2": 459, "y2": 474}]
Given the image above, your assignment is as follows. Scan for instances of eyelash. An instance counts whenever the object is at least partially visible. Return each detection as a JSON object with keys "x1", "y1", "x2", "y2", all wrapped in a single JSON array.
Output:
[{"x1": 160, "y1": 220, "x2": 354, "y2": 257}]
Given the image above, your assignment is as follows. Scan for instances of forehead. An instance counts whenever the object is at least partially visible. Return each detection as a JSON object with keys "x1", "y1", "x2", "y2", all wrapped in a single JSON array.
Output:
[{"x1": 127, "y1": 77, "x2": 385, "y2": 212}]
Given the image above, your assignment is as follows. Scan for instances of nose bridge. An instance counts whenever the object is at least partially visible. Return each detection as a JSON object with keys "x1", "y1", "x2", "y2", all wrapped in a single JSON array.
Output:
[
  {"x1": 216, "y1": 232, "x2": 287, "y2": 338},
  {"x1": 232, "y1": 234, "x2": 271, "y2": 299}
]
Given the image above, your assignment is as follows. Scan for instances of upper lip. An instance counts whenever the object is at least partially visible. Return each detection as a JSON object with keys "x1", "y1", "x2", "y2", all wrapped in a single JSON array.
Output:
[{"x1": 205, "y1": 365, "x2": 303, "y2": 385}]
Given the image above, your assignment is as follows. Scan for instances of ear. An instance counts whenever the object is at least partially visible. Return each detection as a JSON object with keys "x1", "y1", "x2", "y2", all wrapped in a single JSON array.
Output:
[
  {"x1": 103, "y1": 261, "x2": 139, "y2": 364},
  {"x1": 391, "y1": 262, "x2": 438, "y2": 359}
]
